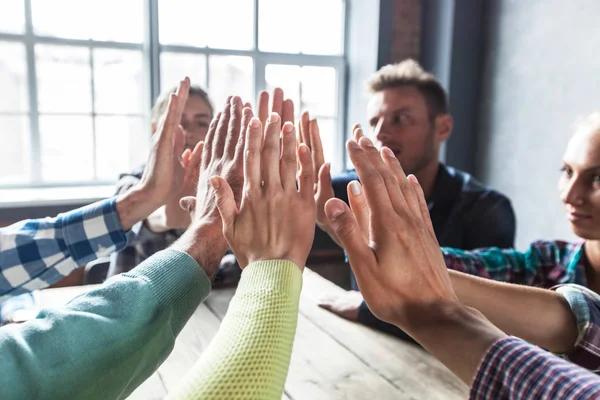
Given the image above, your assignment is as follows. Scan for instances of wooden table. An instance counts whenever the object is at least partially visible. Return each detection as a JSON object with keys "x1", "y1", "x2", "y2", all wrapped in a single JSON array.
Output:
[{"x1": 40, "y1": 269, "x2": 468, "y2": 399}]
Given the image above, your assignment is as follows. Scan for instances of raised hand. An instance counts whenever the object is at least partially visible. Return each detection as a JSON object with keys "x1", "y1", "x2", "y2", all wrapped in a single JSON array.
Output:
[
  {"x1": 116, "y1": 77, "x2": 193, "y2": 230},
  {"x1": 257, "y1": 88, "x2": 295, "y2": 129},
  {"x1": 173, "y1": 96, "x2": 253, "y2": 277},
  {"x1": 323, "y1": 136, "x2": 457, "y2": 326},
  {"x1": 324, "y1": 136, "x2": 507, "y2": 385},
  {"x1": 211, "y1": 114, "x2": 316, "y2": 270}
]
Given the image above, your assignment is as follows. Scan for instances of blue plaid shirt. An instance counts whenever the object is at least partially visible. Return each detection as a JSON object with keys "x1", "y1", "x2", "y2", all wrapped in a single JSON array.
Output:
[{"x1": 0, "y1": 198, "x2": 128, "y2": 301}]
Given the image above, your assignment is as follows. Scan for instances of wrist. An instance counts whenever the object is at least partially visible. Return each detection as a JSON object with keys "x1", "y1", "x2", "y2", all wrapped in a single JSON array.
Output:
[
  {"x1": 171, "y1": 221, "x2": 228, "y2": 278},
  {"x1": 116, "y1": 187, "x2": 162, "y2": 231},
  {"x1": 395, "y1": 301, "x2": 473, "y2": 334}
]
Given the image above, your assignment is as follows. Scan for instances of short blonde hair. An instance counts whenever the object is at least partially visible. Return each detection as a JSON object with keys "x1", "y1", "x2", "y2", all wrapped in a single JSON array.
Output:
[
  {"x1": 576, "y1": 111, "x2": 600, "y2": 135},
  {"x1": 366, "y1": 59, "x2": 448, "y2": 120}
]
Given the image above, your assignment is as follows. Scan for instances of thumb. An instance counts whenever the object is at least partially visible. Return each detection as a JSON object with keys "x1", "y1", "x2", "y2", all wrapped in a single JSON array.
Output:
[
  {"x1": 316, "y1": 163, "x2": 334, "y2": 202},
  {"x1": 179, "y1": 196, "x2": 196, "y2": 214},
  {"x1": 210, "y1": 176, "x2": 238, "y2": 233},
  {"x1": 325, "y1": 198, "x2": 372, "y2": 258}
]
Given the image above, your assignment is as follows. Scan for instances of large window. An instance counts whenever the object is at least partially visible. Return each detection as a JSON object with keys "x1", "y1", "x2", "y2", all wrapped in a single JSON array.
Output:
[{"x1": 0, "y1": 0, "x2": 346, "y2": 188}]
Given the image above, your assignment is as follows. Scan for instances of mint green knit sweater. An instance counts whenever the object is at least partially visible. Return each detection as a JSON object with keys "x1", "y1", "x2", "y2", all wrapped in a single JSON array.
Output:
[{"x1": 0, "y1": 250, "x2": 302, "y2": 400}]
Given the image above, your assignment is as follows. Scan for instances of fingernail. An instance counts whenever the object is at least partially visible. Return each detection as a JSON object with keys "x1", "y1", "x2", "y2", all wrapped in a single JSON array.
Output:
[
  {"x1": 348, "y1": 140, "x2": 360, "y2": 149},
  {"x1": 382, "y1": 147, "x2": 395, "y2": 158},
  {"x1": 329, "y1": 203, "x2": 345, "y2": 219},
  {"x1": 210, "y1": 177, "x2": 220, "y2": 190},
  {"x1": 299, "y1": 144, "x2": 309, "y2": 154},
  {"x1": 250, "y1": 118, "x2": 261, "y2": 128},
  {"x1": 408, "y1": 174, "x2": 419, "y2": 184},
  {"x1": 268, "y1": 113, "x2": 280, "y2": 123},
  {"x1": 349, "y1": 181, "x2": 361, "y2": 196},
  {"x1": 283, "y1": 122, "x2": 294, "y2": 133}
]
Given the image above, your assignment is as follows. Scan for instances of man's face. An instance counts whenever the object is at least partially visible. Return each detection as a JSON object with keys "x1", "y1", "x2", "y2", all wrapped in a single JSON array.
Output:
[{"x1": 366, "y1": 86, "x2": 438, "y2": 175}]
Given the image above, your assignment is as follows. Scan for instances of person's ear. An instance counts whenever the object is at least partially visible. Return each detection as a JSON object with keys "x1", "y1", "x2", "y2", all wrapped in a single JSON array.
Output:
[{"x1": 434, "y1": 114, "x2": 453, "y2": 142}]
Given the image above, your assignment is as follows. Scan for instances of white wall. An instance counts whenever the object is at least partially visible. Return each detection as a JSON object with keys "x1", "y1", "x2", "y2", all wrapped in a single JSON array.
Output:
[{"x1": 476, "y1": 0, "x2": 600, "y2": 249}]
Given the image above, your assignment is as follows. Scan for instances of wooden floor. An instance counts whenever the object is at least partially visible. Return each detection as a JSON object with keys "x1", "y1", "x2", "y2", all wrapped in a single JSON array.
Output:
[{"x1": 40, "y1": 269, "x2": 468, "y2": 400}]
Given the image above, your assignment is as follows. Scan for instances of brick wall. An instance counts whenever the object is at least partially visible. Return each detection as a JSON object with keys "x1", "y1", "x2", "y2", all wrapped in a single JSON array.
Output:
[{"x1": 389, "y1": 0, "x2": 421, "y2": 63}]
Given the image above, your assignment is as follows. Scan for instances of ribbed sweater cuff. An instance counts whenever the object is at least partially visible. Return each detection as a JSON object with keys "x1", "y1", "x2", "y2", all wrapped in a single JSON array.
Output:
[{"x1": 125, "y1": 249, "x2": 212, "y2": 334}]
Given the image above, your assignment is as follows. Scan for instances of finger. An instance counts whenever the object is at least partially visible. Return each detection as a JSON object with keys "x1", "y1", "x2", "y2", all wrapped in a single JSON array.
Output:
[
  {"x1": 244, "y1": 117, "x2": 263, "y2": 189},
  {"x1": 299, "y1": 111, "x2": 310, "y2": 145},
  {"x1": 158, "y1": 93, "x2": 179, "y2": 142},
  {"x1": 185, "y1": 141, "x2": 203, "y2": 182},
  {"x1": 346, "y1": 139, "x2": 395, "y2": 216},
  {"x1": 352, "y1": 123, "x2": 364, "y2": 142},
  {"x1": 212, "y1": 96, "x2": 233, "y2": 160},
  {"x1": 316, "y1": 163, "x2": 333, "y2": 207},
  {"x1": 271, "y1": 88, "x2": 284, "y2": 127},
  {"x1": 174, "y1": 77, "x2": 190, "y2": 117},
  {"x1": 325, "y1": 198, "x2": 375, "y2": 271},
  {"x1": 262, "y1": 113, "x2": 282, "y2": 187},
  {"x1": 347, "y1": 181, "x2": 369, "y2": 240},
  {"x1": 309, "y1": 119, "x2": 325, "y2": 181},
  {"x1": 257, "y1": 91, "x2": 269, "y2": 127},
  {"x1": 224, "y1": 96, "x2": 243, "y2": 159},
  {"x1": 210, "y1": 176, "x2": 238, "y2": 235},
  {"x1": 280, "y1": 122, "x2": 298, "y2": 190},
  {"x1": 202, "y1": 111, "x2": 221, "y2": 170},
  {"x1": 179, "y1": 196, "x2": 196, "y2": 213},
  {"x1": 297, "y1": 144, "x2": 315, "y2": 201},
  {"x1": 371, "y1": 117, "x2": 384, "y2": 140},
  {"x1": 282, "y1": 99, "x2": 295, "y2": 125},
  {"x1": 244, "y1": 102, "x2": 252, "y2": 109},
  {"x1": 173, "y1": 124, "x2": 185, "y2": 162},
  {"x1": 181, "y1": 148, "x2": 192, "y2": 168},
  {"x1": 233, "y1": 107, "x2": 253, "y2": 165},
  {"x1": 408, "y1": 174, "x2": 436, "y2": 240},
  {"x1": 381, "y1": 146, "x2": 422, "y2": 218},
  {"x1": 358, "y1": 136, "x2": 409, "y2": 216}
]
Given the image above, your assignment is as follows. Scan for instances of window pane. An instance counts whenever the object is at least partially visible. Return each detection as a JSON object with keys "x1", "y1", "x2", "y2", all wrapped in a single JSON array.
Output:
[
  {"x1": 0, "y1": 0, "x2": 25, "y2": 34},
  {"x1": 159, "y1": 0, "x2": 253, "y2": 50},
  {"x1": 265, "y1": 64, "x2": 300, "y2": 117},
  {"x1": 259, "y1": 0, "x2": 344, "y2": 55},
  {"x1": 208, "y1": 56, "x2": 253, "y2": 108},
  {"x1": 0, "y1": 42, "x2": 28, "y2": 112},
  {"x1": 160, "y1": 53, "x2": 207, "y2": 92},
  {"x1": 40, "y1": 116, "x2": 94, "y2": 182},
  {"x1": 301, "y1": 67, "x2": 337, "y2": 117},
  {"x1": 36, "y1": 45, "x2": 92, "y2": 113},
  {"x1": 95, "y1": 116, "x2": 147, "y2": 181},
  {"x1": 94, "y1": 49, "x2": 145, "y2": 114},
  {"x1": 0, "y1": 116, "x2": 30, "y2": 184},
  {"x1": 31, "y1": 0, "x2": 144, "y2": 42}
]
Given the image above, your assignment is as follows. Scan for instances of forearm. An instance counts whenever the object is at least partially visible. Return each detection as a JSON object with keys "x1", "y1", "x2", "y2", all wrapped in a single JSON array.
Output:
[
  {"x1": 0, "y1": 198, "x2": 128, "y2": 300},
  {"x1": 116, "y1": 186, "x2": 162, "y2": 231},
  {"x1": 450, "y1": 270, "x2": 578, "y2": 353},
  {"x1": 397, "y1": 304, "x2": 505, "y2": 385},
  {"x1": 167, "y1": 260, "x2": 302, "y2": 400},
  {"x1": 0, "y1": 249, "x2": 211, "y2": 400},
  {"x1": 171, "y1": 221, "x2": 228, "y2": 279}
]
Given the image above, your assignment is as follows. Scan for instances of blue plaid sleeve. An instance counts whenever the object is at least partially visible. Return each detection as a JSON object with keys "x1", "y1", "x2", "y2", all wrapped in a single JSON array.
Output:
[{"x1": 0, "y1": 198, "x2": 128, "y2": 300}]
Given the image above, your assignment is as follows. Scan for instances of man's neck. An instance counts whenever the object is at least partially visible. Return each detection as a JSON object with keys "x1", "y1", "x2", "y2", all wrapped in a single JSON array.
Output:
[
  {"x1": 585, "y1": 240, "x2": 600, "y2": 271},
  {"x1": 413, "y1": 162, "x2": 441, "y2": 201}
]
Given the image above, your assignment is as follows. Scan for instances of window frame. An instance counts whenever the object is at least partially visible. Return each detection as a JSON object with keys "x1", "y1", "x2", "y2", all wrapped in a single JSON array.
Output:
[{"x1": 0, "y1": 0, "x2": 347, "y2": 189}]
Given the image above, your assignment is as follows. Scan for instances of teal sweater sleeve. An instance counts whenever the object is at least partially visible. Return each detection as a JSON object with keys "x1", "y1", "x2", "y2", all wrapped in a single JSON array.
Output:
[{"x1": 0, "y1": 249, "x2": 211, "y2": 400}]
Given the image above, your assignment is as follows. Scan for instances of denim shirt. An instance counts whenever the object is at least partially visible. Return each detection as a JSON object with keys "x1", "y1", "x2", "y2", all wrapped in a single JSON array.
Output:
[{"x1": 328, "y1": 163, "x2": 517, "y2": 337}]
